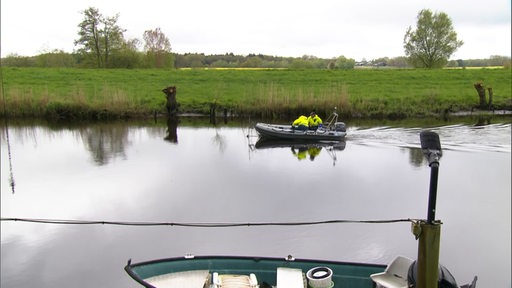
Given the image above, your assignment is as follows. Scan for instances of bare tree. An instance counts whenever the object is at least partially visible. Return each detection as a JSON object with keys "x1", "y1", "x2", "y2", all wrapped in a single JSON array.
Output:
[{"x1": 143, "y1": 28, "x2": 172, "y2": 68}]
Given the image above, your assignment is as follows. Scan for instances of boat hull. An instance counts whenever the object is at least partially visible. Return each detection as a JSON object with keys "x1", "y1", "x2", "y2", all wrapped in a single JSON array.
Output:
[
  {"x1": 255, "y1": 123, "x2": 346, "y2": 141},
  {"x1": 125, "y1": 255, "x2": 385, "y2": 288}
]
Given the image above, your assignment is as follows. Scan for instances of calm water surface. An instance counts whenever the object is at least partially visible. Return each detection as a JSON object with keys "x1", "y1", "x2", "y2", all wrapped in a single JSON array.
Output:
[{"x1": 1, "y1": 117, "x2": 510, "y2": 288}]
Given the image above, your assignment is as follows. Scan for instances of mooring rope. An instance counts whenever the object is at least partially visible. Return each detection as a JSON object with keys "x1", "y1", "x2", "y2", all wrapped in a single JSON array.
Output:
[{"x1": 0, "y1": 217, "x2": 415, "y2": 227}]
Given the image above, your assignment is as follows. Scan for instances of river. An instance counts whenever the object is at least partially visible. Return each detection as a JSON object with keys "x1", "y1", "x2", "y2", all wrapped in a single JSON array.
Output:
[{"x1": 1, "y1": 116, "x2": 510, "y2": 287}]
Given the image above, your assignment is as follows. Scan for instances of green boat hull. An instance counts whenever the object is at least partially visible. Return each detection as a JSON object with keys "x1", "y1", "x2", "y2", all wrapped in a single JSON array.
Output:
[{"x1": 125, "y1": 255, "x2": 385, "y2": 288}]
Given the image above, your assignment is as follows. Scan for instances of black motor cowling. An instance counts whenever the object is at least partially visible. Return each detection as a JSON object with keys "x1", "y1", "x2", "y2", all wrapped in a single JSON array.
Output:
[{"x1": 334, "y1": 122, "x2": 346, "y2": 132}]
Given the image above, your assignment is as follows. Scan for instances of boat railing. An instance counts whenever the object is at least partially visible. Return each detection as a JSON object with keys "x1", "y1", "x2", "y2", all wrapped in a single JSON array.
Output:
[{"x1": 323, "y1": 109, "x2": 339, "y2": 130}]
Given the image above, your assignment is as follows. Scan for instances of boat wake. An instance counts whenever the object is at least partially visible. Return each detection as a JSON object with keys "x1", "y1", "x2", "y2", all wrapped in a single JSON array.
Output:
[{"x1": 347, "y1": 123, "x2": 511, "y2": 153}]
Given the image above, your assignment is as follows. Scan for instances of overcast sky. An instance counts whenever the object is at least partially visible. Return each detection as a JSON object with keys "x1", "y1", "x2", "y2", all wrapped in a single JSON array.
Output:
[{"x1": 1, "y1": 0, "x2": 510, "y2": 61}]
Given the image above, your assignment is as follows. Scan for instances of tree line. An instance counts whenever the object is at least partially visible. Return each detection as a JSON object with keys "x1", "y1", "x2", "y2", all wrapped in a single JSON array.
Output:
[
  {"x1": 3, "y1": 51, "x2": 510, "y2": 69},
  {"x1": 1, "y1": 7, "x2": 510, "y2": 69}
]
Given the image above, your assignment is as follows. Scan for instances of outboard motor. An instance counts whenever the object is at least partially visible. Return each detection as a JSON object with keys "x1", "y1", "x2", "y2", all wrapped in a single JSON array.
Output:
[
  {"x1": 334, "y1": 122, "x2": 346, "y2": 132},
  {"x1": 407, "y1": 260, "x2": 458, "y2": 288}
]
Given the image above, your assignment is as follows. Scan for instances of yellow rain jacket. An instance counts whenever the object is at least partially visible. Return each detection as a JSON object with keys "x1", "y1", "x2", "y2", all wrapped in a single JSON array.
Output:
[
  {"x1": 308, "y1": 114, "x2": 323, "y2": 127},
  {"x1": 292, "y1": 115, "x2": 309, "y2": 128}
]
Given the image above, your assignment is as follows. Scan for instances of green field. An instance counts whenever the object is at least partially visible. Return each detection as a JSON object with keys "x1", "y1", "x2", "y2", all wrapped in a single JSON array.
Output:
[{"x1": 0, "y1": 67, "x2": 510, "y2": 120}]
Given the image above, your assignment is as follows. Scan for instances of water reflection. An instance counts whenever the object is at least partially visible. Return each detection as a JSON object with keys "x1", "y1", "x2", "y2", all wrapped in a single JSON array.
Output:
[
  {"x1": 407, "y1": 148, "x2": 426, "y2": 168},
  {"x1": 291, "y1": 145, "x2": 321, "y2": 161},
  {"x1": 1, "y1": 123, "x2": 16, "y2": 194},
  {"x1": 474, "y1": 115, "x2": 493, "y2": 127},
  {"x1": 164, "y1": 116, "x2": 179, "y2": 143},
  {"x1": 253, "y1": 138, "x2": 346, "y2": 165},
  {"x1": 81, "y1": 125, "x2": 129, "y2": 165},
  {"x1": 212, "y1": 128, "x2": 227, "y2": 153}
]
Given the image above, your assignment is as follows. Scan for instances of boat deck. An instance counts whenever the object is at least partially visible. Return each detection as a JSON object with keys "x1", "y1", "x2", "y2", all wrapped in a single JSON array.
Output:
[
  {"x1": 143, "y1": 268, "x2": 308, "y2": 288},
  {"x1": 144, "y1": 270, "x2": 210, "y2": 288},
  {"x1": 126, "y1": 256, "x2": 385, "y2": 288}
]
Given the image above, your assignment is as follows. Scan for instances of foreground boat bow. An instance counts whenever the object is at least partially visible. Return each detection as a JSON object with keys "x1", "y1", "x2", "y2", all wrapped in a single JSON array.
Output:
[{"x1": 125, "y1": 255, "x2": 385, "y2": 288}]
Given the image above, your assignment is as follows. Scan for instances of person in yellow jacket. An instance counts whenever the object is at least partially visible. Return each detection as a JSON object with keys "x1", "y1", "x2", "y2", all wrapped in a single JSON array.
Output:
[
  {"x1": 292, "y1": 115, "x2": 309, "y2": 131},
  {"x1": 307, "y1": 112, "x2": 323, "y2": 130}
]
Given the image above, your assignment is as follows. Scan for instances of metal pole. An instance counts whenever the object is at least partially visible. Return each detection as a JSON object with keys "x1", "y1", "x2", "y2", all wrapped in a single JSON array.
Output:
[
  {"x1": 416, "y1": 131, "x2": 443, "y2": 288},
  {"x1": 427, "y1": 163, "x2": 439, "y2": 224},
  {"x1": 420, "y1": 131, "x2": 442, "y2": 224}
]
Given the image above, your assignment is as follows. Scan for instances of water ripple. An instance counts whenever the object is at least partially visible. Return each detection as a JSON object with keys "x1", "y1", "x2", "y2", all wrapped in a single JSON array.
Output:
[{"x1": 347, "y1": 123, "x2": 511, "y2": 153}]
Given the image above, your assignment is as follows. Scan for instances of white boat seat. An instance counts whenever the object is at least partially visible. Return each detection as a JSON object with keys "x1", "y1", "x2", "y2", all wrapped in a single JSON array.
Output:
[
  {"x1": 144, "y1": 269, "x2": 210, "y2": 288},
  {"x1": 277, "y1": 267, "x2": 306, "y2": 288},
  {"x1": 213, "y1": 272, "x2": 258, "y2": 288},
  {"x1": 370, "y1": 256, "x2": 414, "y2": 288}
]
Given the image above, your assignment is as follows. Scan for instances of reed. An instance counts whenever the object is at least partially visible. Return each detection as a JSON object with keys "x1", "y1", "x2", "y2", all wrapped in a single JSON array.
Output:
[{"x1": 0, "y1": 67, "x2": 510, "y2": 120}]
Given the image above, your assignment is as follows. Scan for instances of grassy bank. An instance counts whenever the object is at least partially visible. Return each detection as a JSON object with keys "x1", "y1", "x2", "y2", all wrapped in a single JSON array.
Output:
[{"x1": 0, "y1": 67, "x2": 510, "y2": 120}]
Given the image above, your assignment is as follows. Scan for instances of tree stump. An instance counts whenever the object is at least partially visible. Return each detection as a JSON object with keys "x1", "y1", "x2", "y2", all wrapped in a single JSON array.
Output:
[
  {"x1": 162, "y1": 86, "x2": 178, "y2": 115},
  {"x1": 487, "y1": 87, "x2": 493, "y2": 110},
  {"x1": 473, "y1": 82, "x2": 486, "y2": 108}
]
